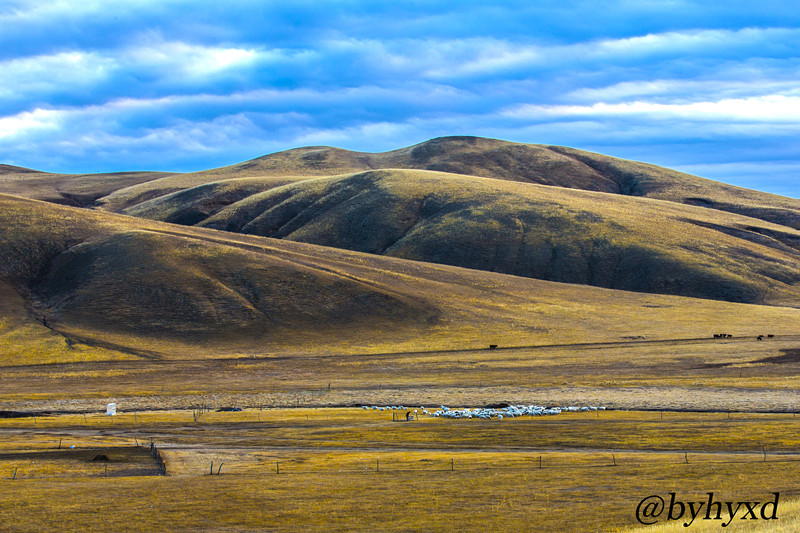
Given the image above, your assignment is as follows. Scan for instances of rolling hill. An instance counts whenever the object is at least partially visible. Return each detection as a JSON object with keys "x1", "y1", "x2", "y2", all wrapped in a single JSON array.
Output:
[
  {"x1": 190, "y1": 168, "x2": 800, "y2": 305},
  {"x1": 4, "y1": 193, "x2": 800, "y2": 365},
  {"x1": 7, "y1": 136, "x2": 800, "y2": 307},
  {"x1": 95, "y1": 137, "x2": 800, "y2": 231}
]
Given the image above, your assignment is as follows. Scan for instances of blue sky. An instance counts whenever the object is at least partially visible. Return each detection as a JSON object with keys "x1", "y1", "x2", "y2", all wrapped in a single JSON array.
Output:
[{"x1": 1, "y1": 1, "x2": 799, "y2": 196}]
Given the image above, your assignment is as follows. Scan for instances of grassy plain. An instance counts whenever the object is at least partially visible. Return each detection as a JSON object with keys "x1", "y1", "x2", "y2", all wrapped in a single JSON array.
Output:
[
  {"x1": 2, "y1": 332, "x2": 800, "y2": 413},
  {"x1": 1, "y1": 409, "x2": 799, "y2": 532}
]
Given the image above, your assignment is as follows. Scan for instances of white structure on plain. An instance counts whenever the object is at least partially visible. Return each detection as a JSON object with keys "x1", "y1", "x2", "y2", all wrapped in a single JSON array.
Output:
[
  {"x1": 427, "y1": 405, "x2": 606, "y2": 419},
  {"x1": 106, "y1": 403, "x2": 117, "y2": 416},
  {"x1": 359, "y1": 404, "x2": 606, "y2": 420}
]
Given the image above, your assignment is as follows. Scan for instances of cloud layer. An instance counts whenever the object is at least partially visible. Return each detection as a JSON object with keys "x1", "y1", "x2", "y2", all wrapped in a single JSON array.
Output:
[{"x1": 1, "y1": 1, "x2": 799, "y2": 196}]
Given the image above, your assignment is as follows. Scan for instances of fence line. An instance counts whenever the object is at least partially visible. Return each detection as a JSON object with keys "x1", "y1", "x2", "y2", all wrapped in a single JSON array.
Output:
[
  {"x1": 149, "y1": 441, "x2": 167, "y2": 475},
  {"x1": 180, "y1": 450, "x2": 800, "y2": 477}
]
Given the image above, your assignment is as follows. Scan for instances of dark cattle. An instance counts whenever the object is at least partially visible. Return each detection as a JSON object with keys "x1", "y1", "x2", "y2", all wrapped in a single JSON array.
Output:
[
  {"x1": 488, "y1": 344, "x2": 498, "y2": 350},
  {"x1": 757, "y1": 335, "x2": 764, "y2": 341},
  {"x1": 768, "y1": 334, "x2": 775, "y2": 338}
]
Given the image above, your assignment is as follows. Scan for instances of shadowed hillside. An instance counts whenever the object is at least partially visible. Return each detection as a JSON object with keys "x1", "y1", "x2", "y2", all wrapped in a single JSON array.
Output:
[
  {"x1": 189, "y1": 169, "x2": 800, "y2": 305},
  {"x1": 124, "y1": 176, "x2": 309, "y2": 226},
  {"x1": 0, "y1": 194, "x2": 437, "y2": 361}
]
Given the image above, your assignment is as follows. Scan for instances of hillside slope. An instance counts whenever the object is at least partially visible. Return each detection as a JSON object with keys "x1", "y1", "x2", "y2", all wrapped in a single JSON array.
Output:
[
  {"x1": 4, "y1": 193, "x2": 800, "y2": 364},
  {"x1": 0, "y1": 164, "x2": 172, "y2": 207},
  {"x1": 184, "y1": 169, "x2": 800, "y2": 305}
]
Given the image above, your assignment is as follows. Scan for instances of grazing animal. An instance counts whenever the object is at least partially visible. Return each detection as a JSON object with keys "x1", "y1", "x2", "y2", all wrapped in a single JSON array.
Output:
[
  {"x1": 757, "y1": 335, "x2": 764, "y2": 341},
  {"x1": 768, "y1": 334, "x2": 775, "y2": 338}
]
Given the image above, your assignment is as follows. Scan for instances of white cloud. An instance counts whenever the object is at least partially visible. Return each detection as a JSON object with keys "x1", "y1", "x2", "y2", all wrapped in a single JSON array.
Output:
[
  {"x1": 412, "y1": 27, "x2": 800, "y2": 80},
  {"x1": 291, "y1": 121, "x2": 417, "y2": 150},
  {"x1": 0, "y1": 108, "x2": 62, "y2": 138},
  {"x1": 123, "y1": 40, "x2": 264, "y2": 80},
  {"x1": 0, "y1": 0, "x2": 182, "y2": 23},
  {"x1": 567, "y1": 79, "x2": 800, "y2": 103},
  {"x1": 0, "y1": 51, "x2": 114, "y2": 96},
  {"x1": 504, "y1": 95, "x2": 800, "y2": 123}
]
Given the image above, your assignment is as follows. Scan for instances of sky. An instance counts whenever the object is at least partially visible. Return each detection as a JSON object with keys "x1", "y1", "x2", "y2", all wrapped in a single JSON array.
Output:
[{"x1": 1, "y1": 0, "x2": 799, "y2": 196}]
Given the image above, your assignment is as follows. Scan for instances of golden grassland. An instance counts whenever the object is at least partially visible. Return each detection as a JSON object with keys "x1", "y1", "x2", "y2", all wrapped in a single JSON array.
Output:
[
  {"x1": 2, "y1": 333, "x2": 800, "y2": 413},
  {"x1": 4, "y1": 139, "x2": 800, "y2": 531},
  {"x1": 1, "y1": 409, "x2": 799, "y2": 532}
]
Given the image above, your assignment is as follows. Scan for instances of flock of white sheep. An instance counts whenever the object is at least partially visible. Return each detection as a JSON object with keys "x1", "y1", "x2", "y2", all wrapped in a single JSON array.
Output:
[{"x1": 361, "y1": 404, "x2": 605, "y2": 419}]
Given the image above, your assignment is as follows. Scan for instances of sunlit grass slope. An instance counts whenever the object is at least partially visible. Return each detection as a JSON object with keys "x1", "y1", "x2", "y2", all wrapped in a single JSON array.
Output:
[
  {"x1": 5, "y1": 193, "x2": 800, "y2": 364},
  {"x1": 193, "y1": 169, "x2": 800, "y2": 305}
]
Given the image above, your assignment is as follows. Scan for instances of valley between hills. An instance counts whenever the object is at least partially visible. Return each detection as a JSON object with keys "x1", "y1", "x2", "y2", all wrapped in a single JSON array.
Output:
[{"x1": 2, "y1": 136, "x2": 800, "y2": 532}]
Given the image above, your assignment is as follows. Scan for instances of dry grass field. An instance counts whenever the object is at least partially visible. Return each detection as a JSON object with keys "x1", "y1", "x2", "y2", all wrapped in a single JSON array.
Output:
[
  {"x1": 1, "y1": 408, "x2": 799, "y2": 532},
  {"x1": 3, "y1": 333, "x2": 800, "y2": 413}
]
